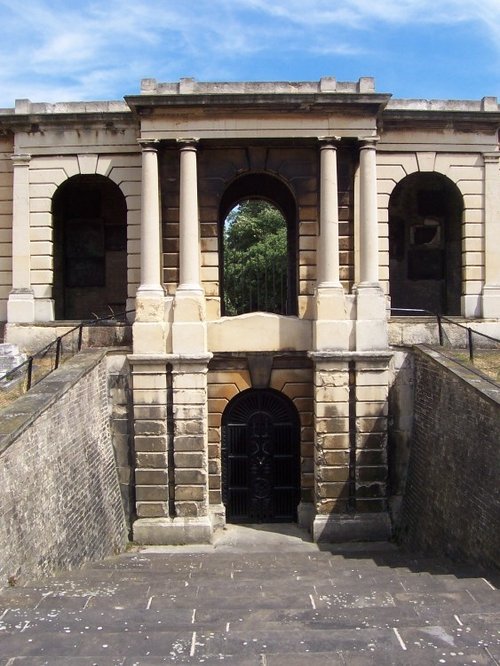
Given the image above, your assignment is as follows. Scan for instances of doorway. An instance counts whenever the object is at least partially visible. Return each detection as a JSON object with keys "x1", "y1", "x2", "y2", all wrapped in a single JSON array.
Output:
[{"x1": 222, "y1": 389, "x2": 300, "y2": 523}]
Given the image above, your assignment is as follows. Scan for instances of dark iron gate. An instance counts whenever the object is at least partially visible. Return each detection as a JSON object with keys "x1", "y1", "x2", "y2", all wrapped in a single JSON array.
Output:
[{"x1": 222, "y1": 389, "x2": 300, "y2": 523}]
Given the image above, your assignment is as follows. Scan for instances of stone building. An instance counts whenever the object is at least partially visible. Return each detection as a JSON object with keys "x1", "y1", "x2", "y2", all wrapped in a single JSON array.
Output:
[{"x1": 0, "y1": 77, "x2": 499, "y2": 544}]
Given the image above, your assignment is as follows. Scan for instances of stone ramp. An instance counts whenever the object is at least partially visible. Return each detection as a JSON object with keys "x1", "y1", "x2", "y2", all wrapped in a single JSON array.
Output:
[{"x1": 0, "y1": 525, "x2": 498, "y2": 665}]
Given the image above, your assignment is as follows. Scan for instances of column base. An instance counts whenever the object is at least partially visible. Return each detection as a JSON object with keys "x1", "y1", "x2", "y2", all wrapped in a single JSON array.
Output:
[
  {"x1": 312, "y1": 512, "x2": 392, "y2": 543},
  {"x1": 7, "y1": 289, "x2": 35, "y2": 323},
  {"x1": 133, "y1": 517, "x2": 213, "y2": 545}
]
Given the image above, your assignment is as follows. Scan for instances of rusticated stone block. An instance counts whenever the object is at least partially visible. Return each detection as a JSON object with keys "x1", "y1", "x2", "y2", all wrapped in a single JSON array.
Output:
[
  {"x1": 175, "y1": 469, "x2": 206, "y2": 484},
  {"x1": 356, "y1": 450, "x2": 387, "y2": 466},
  {"x1": 135, "y1": 452, "x2": 168, "y2": 468},
  {"x1": 317, "y1": 482, "x2": 349, "y2": 499},
  {"x1": 174, "y1": 452, "x2": 204, "y2": 468},
  {"x1": 136, "y1": 501, "x2": 168, "y2": 517},
  {"x1": 175, "y1": 486, "x2": 206, "y2": 501},
  {"x1": 134, "y1": 435, "x2": 167, "y2": 452},
  {"x1": 135, "y1": 469, "x2": 168, "y2": 485},
  {"x1": 356, "y1": 466, "x2": 387, "y2": 483},
  {"x1": 136, "y1": 485, "x2": 168, "y2": 501},
  {"x1": 318, "y1": 449, "x2": 349, "y2": 466},
  {"x1": 174, "y1": 435, "x2": 205, "y2": 451},
  {"x1": 317, "y1": 467, "x2": 350, "y2": 482},
  {"x1": 134, "y1": 420, "x2": 167, "y2": 436}
]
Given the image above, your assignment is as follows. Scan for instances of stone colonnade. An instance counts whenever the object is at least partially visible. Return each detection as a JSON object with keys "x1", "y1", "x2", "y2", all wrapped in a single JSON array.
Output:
[{"x1": 130, "y1": 135, "x2": 391, "y2": 543}]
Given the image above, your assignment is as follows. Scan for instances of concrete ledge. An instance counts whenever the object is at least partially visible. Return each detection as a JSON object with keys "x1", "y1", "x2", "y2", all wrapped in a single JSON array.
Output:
[
  {"x1": 313, "y1": 513, "x2": 392, "y2": 543},
  {"x1": 133, "y1": 517, "x2": 213, "y2": 545}
]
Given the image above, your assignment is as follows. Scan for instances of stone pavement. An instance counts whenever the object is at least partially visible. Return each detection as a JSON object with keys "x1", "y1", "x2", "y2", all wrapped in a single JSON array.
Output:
[{"x1": 0, "y1": 524, "x2": 499, "y2": 665}]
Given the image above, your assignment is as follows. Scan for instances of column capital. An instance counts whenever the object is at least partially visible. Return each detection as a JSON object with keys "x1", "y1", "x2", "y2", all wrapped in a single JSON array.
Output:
[
  {"x1": 11, "y1": 153, "x2": 31, "y2": 166},
  {"x1": 358, "y1": 136, "x2": 380, "y2": 149},
  {"x1": 318, "y1": 136, "x2": 341, "y2": 148},
  {"x1": 177, "y1": 138, "x2": 199, "y2": 150},
  {"x1": 483, "y1": 152, "x2": 500, "y2": 164},
  {"x1": 138, "y1": 139, "x2": 159, "y2": 151}
]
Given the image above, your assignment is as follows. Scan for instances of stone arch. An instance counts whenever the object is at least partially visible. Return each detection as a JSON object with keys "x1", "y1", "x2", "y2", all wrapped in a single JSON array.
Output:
[
  {"x1": 219, "y1": 172, "x2": 298, "y2": 316},
  {"x1": 52, "y1": 174, "x2": 128, "y2": 319},
  {"x1": 221, "y1": 387, "x2": 301, "y2": 523},
  {"x1": 388, "y1": 171, "x2": 464, "y2": 315}
]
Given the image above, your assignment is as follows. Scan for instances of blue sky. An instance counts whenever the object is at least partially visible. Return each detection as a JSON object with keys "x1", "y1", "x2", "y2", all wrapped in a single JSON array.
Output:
[{"x1": 0, "y1": 0, "x2": 499, "y2": 108}]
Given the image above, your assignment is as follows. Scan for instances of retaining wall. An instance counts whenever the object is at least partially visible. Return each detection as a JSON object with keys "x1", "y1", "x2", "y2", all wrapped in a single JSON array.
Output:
[
  {"x1": 0, "y1": 350, "x2": 128, "y2": 586},
  {"x1": 400, "y1": 346, "x2": 500, "y2": 570}
]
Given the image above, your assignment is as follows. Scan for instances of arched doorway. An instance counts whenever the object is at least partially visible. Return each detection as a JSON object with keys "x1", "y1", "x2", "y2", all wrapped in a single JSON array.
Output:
[
  {"x1": 219, "y1": 173, "x2": 298, "y2": 316},
  {"x1": 222, "y1": 388, "x2": 300, "y2": 523},
  {"x1": 389, "y1": 172, "x2": 463, "y2": 315},
  {"x1": 52, "y1": 175, "x2": 127, "y2": 320}
]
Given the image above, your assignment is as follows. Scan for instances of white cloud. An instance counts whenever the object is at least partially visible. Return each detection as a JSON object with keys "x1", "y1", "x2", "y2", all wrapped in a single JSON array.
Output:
[{"x1": 0, "y1": 0, "x2": 498, "y2": 106}]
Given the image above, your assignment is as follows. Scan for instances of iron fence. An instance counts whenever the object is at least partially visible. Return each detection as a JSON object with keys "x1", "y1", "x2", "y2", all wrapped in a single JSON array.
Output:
[
  {"x1": 0, "y1": 310, "x2": 134, "y2": 410},
  {"x1": 390, "y1": 308, "x2": 500, "y2": 364}
]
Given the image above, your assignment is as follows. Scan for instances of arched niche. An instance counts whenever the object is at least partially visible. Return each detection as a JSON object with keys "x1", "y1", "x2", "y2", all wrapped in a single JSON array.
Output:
[
  {"x1": 52, "y1": 174, "x2": 127, "y2": 320},
  {"x1": 388, "y1": 172, "x2": 463, "y2": 315}
]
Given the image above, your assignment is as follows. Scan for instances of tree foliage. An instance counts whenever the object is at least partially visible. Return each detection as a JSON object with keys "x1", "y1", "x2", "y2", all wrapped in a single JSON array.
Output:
[{"x1": 223, "y1": 200, "x2": 288, "y2": 315}]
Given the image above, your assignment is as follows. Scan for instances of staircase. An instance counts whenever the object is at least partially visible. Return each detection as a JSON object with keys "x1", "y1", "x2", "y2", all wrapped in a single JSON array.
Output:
[{"x1": 0, "y1": 526, "x2": 498, "y2": 664}]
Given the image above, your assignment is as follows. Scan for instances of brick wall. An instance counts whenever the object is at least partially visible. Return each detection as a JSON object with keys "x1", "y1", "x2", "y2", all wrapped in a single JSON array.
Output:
[
  {"x1": 399, "y1": 346, "x2": 500, "y2": 569},
  {"x1": 0, "y1": 350, "x2": 127, "y2": 586}
]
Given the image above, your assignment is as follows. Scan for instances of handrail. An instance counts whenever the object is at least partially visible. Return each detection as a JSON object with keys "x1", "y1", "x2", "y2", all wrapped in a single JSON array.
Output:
[
  {"x1": 390, "y1": 308, "x2": 500, "y2": 363},
  {"x1": 0, "y1": 309, "x2": 134, "y2": 389}
]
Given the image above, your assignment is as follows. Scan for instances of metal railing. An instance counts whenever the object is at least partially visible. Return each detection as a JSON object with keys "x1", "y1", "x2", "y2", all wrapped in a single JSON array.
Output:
[
  {"x1": 0, "y1": 310, "x2": 134, "y2": 409},
  {"x1": 390, "y1": 308, "x2": 500, "y2": 363}
]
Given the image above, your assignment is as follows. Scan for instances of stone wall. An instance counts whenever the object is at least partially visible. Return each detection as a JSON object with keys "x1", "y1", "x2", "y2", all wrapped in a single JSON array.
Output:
[
  {"x1": 399, "y1": 346, "x2": 500, "y2": 569},
  {"x1": 0, "y1": 350, "x2": 127, "y2": 586}
]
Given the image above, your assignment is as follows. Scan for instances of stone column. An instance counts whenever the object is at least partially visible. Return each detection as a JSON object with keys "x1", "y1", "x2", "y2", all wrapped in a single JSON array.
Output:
[
  {"x1": 132, "y1": 140, "x2": 169, "y2": 354},
  {"x1": 178, "y1": 140, "x2": 202, "y2": 291},
  {"x1": 355, "y1": 137, "x2": 387, "y2": 351},
  {"x1": 358, "y1": 138, "x2": 380, "y2": 287},
  {"x1": 7, "y1": 153, "x2": 35, "y2": 323},
  {"x1": 314, "y1": 140, "x2": 349, "y2": 351},
  {"x1": 481, "y1": 153, "x2": 500, "y2": 317},
  {"x1": 172, "y1": 139, "x2": 207, "y2": 354}
]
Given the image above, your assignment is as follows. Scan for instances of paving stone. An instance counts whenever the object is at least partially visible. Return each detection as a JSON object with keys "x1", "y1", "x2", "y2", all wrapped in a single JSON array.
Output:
[{"x1": 0, "y1": 525, "x2": 498, "y2": 664}]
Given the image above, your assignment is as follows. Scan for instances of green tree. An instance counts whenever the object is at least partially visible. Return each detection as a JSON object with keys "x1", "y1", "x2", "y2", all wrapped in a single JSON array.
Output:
[{"x1": 223, "y1": 200, "x2": 288, "y2": 315}]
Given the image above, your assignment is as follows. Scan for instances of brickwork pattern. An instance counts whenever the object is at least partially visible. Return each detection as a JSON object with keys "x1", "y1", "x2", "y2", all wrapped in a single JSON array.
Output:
[
  {"x1": 0, "y1": 351, "x2": 127, "y2": 586},
  {"x1": 400, "y1": 347, "x2": 500, "y2": 569}
]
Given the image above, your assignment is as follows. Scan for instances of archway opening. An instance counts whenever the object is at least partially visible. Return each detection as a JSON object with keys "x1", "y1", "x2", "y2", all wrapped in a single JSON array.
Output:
[
  {"x1": 389, "y1": 172, "x2": 463, "y2": 315},
  {"x1": 219, "y1": 173, "x2": 298, "y2": 316},
  {"x1": 52, "y1": 175, "x2": 127, "y2": 320},
  {"x1": 222, "y1": 388, "x2": 300, "y2": 523}
]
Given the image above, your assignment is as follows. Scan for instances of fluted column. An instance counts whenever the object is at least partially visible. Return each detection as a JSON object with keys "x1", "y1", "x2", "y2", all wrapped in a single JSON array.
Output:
[
  {"x1": 7, "y1": 153, "x2": 35, "y2": 323},
  {"x1": 178, "y1": 139, "x2": 202, "y2": 292},
  {"x1": 481, "y1": 152, "x2": 500, "y2": 317},
  {"x1": 318, "y1": 140, "x2": 342, "y2": 288},
  {"x1": 138, "y1": 141, "x2": 163, "y2": 296},
  {"x1": 358, "y1": 137, "x2": 380, "y2": 286}
]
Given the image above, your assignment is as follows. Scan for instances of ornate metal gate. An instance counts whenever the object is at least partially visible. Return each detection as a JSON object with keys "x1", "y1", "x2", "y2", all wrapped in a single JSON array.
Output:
[{"x1": 222, "y1": 389, "x2": 300, "y2": 523}]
